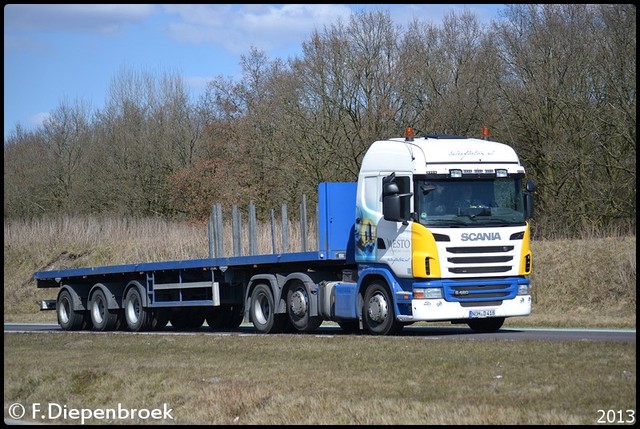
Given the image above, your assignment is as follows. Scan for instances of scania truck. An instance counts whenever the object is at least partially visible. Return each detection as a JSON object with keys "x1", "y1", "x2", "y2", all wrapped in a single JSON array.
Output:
[{"x1": 35, "y1": 128, "x2": 536, "y2": 335}]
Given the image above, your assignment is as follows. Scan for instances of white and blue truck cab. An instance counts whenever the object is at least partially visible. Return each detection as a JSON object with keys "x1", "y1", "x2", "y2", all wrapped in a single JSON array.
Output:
[{"x1": 346, "y1": 127, "x2": 537, "y2": 334}]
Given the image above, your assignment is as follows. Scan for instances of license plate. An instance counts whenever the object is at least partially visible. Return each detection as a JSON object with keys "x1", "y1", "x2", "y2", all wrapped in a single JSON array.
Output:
[{"x1": 469, "y1": 309, "x2": 495, "y2": 318}]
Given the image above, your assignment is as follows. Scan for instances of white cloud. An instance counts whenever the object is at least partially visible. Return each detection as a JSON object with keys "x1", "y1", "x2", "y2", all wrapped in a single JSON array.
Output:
[
  {"x1": 161, "y1": 4, "x2": 352, "y2": 55},
  {"x1": 29, "y1": 112, "x2": 51, "y2": 130},
  {"x1": 4, "y1": 4, "x2": 157, "y2": 35}
]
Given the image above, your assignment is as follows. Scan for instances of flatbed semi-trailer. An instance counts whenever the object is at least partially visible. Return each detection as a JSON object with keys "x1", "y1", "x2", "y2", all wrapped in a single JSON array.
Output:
[
  {"x1": 35, "y1": 128, "x2": 536, "y2": 335},
  {"x1": 35, "y1": 182, "x2": 358, "y2": 333}
]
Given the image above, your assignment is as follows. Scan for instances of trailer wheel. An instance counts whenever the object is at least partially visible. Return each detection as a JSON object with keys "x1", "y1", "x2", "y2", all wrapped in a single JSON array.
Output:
[
  {"x1": 57, "y1": 290, "x2": 87, "y2": 331},
  {"x1": 90, "y1": 289, "x2": 120, "y2": 331},
  {"x1": 362, "y1": 282, "x2": 402, "y2": 336},
  {"x1": 287, "y1": 283, "x2": 322, "y2": 332},
  {"x1": 467, "y1": 317, "x2": 505, "y2": 333},
  {"x1": 124, "y1": 288, "x2": 151, "y2": 332},
  {"x1": 250, "y1": 284, "x2": 287, "y2": 334}
]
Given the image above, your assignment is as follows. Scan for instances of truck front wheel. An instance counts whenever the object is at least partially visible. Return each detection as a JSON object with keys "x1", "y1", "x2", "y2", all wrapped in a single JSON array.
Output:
[{"x1": 362, "y1": 282, "x2": 402, "y2": 336}]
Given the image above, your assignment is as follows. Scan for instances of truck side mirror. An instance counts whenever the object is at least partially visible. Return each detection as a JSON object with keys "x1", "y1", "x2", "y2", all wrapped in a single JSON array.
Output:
[
  {"x1": 524, "y1": 180, "x2": 537, "y2": 219},
  {"x1": 382, "y1": 174, "x2": 413, "y2": 223},
  {"x1": 383, "y1": 182, "x2": 400, "y2": 196}
]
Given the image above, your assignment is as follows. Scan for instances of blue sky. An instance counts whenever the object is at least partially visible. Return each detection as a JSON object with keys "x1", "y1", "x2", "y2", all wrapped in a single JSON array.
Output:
[{"x1": 4, "y1": 4, "x2": 504, "y2": 140}]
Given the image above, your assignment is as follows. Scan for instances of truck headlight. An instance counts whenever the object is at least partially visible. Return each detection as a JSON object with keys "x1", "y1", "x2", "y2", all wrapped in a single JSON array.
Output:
[
  {"x1": 413, "y1": 287, "x2": 443, "y2": 299},
  {"x1": 517, "y1": 284, "x2": 530, "y2": 295}
]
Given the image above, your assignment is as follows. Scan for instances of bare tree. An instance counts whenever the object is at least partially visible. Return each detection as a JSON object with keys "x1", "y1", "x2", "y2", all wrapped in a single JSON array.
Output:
[
  {"x1": 4, "y1": 126, "x2": 51, "y2": 217},
  {"x1": 493, "y1": 4, "x2": 635, "y2": 236},
  {"x1": 397, "y1": 9, "x2": 502, "y2": 136},
  {"x1": 40, "y1": 99, "x2": 93, "y2": 213},
  {"x1": 288, "y1": 9, "x2": 403, "y2": 185}
]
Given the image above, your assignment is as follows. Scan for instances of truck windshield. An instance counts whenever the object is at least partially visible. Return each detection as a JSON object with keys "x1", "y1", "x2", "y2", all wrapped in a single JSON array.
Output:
[{"x1": 415, "y1": 177, "x2": 526, "y2": 227}]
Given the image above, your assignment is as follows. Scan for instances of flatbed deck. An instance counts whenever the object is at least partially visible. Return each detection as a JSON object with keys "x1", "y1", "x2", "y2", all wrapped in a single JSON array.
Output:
[{"x1": 35, "y1": 250, "x2": 353, "y2": 287}]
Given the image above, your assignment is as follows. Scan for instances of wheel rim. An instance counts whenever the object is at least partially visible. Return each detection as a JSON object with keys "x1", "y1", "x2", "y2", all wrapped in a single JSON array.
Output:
[
  {"x1": 367, "y1": 293, "x2": 388, "y2": 323},
  {"x1": 289, "y1": 288, "x2": 307, "y2": 317},
  {"x1": 253, "y1": 292, "x2": 270, "y2": 325},
  {"x1": 59, "y1": 298, "x2": 70, "y2": 324},
  {"x1": 92, "y1": 295, "x2": 105, "y2": 324},
  {"x1": 126, "y1": 294, "x2": 141, "y2": 324}
]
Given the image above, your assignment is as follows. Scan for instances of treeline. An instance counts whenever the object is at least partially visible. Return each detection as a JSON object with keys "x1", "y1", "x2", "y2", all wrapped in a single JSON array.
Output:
[{"x1": 4, "y1": 5, "x2": 636, "y2": 239}]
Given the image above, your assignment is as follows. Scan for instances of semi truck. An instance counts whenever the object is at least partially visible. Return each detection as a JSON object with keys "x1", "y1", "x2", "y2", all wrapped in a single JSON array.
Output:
[{"x1": 35, "y1": 127, "x2": 536, "y2": 335}]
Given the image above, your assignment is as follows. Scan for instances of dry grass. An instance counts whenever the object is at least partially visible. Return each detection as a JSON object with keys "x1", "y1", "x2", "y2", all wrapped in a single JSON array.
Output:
[
  {"x1": 3, "y1": 333, "x2": 636, "y2": 425},
  {"x1": 4, "y1": 216, "x2": 636, "y2": 328}
]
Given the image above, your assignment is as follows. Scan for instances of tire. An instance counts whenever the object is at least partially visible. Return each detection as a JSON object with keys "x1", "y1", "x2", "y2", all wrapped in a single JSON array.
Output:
[
  {"x1": 57, "y1": 290, "x2": 88, "y2": 331},
  {"x1": 286, "y1": 282, "x2": 323, "y2": 333},
  {"x1": 362, "y1": 282, "x2": 402, "y2": 336},
  {"x1": 124, "y1": 287, "x2": 151, "y2": 332},
  {"x1": 170, "y1": 308, "x2": 205, "y2": 330},
  {"x1": 90, "y1": 288, "x2": 120, "y2": 331},
  {"x1": 467, "y1": 317, "x2": 505, "y2": 333},
  {"x1": 250, "y1": 284, "x2": 287, "y2": 334}
]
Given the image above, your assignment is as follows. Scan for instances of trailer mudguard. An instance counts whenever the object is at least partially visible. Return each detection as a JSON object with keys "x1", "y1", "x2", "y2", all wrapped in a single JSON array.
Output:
[
  {"x1": 89, "y1": 282, "x2": 126, "y2": 310},
  {"x1": 124, "y1": 280, "x2": 148, "y2": 307},
  {"x1": 58, "y1": 284, "x2": 92, "y2": 312}
]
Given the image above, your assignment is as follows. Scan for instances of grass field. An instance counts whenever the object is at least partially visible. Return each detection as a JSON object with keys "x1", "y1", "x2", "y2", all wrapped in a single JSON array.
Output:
[
  {"x1": 3, "y1": 217, "x2": 637, "y2": 425},
  {"x1": 4, "y1": 332, "x2": 636, "y2": 425}
]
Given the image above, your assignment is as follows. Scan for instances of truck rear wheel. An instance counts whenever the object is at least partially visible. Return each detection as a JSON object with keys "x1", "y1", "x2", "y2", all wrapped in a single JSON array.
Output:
[
  {"x1": 57, "y1": 290, "x2": 90, "y2": 331},
  {"x1": 362, "y1": 282, "x2": 402, "y2": 336},
  {"x1": 287, "y1": 282, "x2": 323, "y2": 332},
  {"x1": 250, "y1": 284, "x2": 287, "y2": 333},
  {"x1": 467, "y1": 317, "x2": 505, "y2": 333},
  {"x1": 90, "y1": 289, "x2": 121, "y2": 331},
  {"x1": 124, "y1": 287, "x2": 151, "y2": 332}
]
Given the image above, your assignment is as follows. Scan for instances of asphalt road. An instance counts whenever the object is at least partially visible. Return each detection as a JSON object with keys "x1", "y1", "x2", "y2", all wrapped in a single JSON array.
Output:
[{"x1": 4, "y1": 322, "x2": 636, "y2": 342}]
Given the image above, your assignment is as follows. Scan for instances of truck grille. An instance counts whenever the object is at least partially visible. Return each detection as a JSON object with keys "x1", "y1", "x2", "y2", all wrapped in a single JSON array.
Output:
[{"x1": 445, "y1": 245, "x2": 515, "y2": 275}]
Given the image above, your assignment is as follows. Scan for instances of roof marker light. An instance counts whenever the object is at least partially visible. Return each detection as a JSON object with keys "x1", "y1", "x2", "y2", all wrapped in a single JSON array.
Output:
[{"x1": 404, "y1": 127, "x2": 415, "y2": 141}]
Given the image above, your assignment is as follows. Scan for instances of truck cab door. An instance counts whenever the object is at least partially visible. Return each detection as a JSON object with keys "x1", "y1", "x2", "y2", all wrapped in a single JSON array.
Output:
[{"x1": 378, "y1": 173, "x2": 414, "y2": 278}]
